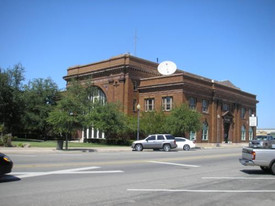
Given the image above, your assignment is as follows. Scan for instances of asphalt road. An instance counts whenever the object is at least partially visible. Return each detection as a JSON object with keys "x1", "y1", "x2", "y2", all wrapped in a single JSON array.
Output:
[{"x1": 1, "y1": 148, "x2": 275, "y2": 206}]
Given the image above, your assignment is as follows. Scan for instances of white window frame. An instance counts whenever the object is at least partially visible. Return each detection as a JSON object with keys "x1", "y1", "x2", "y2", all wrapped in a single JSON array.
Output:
[
  {"x1": 241, "y1": 125, "x2": 246, "y2": 141},
  {"x1": 189, "y1": 97, "x2": 196, "y2": 110},
  {"x1": 162, "y1": 96, "x2": 173, "y2": 111},
  {"x1": 202, "y1": 122, "x2": 208, "y2": 141},
  {"x1": 202, "y1": 99, "x2": 208, "y2": 113},
  {"x1": 145, "y1": 98, "x2": 155, "y2": 112},
  {"x1": 249, "y1": 127, "x2": 253, "y2": 140}
]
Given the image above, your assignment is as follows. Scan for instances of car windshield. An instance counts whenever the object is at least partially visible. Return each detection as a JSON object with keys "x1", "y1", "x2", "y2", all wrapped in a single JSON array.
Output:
[{"x1": 255, "y1": 136, "x2": 268, "y2": 140}]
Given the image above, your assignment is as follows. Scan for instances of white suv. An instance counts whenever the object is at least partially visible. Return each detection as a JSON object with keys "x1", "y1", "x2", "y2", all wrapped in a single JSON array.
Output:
[{"x1": 132, "y1": 134, "x2": 177, "y2": 152}]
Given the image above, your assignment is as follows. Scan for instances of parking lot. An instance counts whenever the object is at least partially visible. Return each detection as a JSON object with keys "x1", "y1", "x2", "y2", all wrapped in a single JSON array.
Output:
[{"x1": 1, "y1": 147, "x2": 275, "y2": 206}]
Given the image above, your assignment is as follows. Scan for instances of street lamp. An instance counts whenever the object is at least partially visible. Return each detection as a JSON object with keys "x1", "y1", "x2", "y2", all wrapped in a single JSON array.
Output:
[
  {"x1": 136, "y1": 104, "x2": 141, "y2": 140},
  {"x1": 216, "y1": 114, "x2": 220, "y2": 147},
  {"x1": 65, "y1": 112, "x2": 74, "y2": 150}
]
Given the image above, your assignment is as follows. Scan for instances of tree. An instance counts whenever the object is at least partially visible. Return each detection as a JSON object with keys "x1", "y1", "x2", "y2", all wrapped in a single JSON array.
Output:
[
  {"x1": 139, "y1": 111, "x2": 167, "y2": 136},
  {"x1": 86, "y1": 102, "x2": 127, "y2": 138},
  {"x1": 22, "y1": 78, "x2": 59, "y2": 139},
  {"x1": 47, "y1": 80, "x2": 88, "y2": 143},
  {"x1": 165, "y1": 104, "x2": 202, "y2": 137},
  {"x1": 0, "y1": 64, "x2": 25, "y2": 134}
]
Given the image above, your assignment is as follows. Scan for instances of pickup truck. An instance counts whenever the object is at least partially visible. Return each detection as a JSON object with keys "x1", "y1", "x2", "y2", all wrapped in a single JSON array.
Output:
[{"x1": 239, "y1": 147, "x2": 275, "y2": 175}]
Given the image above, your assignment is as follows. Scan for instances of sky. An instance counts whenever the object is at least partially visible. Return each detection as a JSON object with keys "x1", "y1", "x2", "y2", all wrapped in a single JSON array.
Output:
[{"x1": 0, "y1": 0, "x2": 274, "y2": 128}]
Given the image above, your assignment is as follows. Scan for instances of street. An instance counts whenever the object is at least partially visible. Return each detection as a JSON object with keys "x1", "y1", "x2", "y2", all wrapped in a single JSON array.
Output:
[{"x1": 1, "y1": 148, "x2": 275, "y2": 206}]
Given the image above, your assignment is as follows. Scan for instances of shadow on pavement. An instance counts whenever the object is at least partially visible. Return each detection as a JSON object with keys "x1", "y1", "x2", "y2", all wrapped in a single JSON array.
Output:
[
  {"x1": 240, "y1": 169, "x2": 272, "y2": 176},
  {"x1": 0, "y1": 175, "x2": 21, "y2": 183},
  {"x1": 60, "y1": 149, "x2": 97, "y2": 152}
]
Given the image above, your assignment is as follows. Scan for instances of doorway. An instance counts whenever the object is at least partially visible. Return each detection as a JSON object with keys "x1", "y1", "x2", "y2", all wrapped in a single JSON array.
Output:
[{"x1": 224, "y1": 122, "x2": 230, "y2": 143}]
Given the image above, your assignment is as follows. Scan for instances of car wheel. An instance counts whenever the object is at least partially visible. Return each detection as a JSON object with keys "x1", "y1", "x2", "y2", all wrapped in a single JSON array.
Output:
[
  {"x1": 163, "y1": 144, "x2": 171, "y2": 152},
  {"x1": 183, "y1": 145, "x2": 190, "y2": 151},
  {"x1": 271, "y1": 162, "x2": 275, "y2": 175},
  {"x1": 135, "y1": 144, "x2": 143, "y2": 151}
]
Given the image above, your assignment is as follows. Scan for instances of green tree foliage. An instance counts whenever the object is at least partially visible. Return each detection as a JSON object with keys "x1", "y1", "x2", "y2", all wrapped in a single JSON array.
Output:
[
  {"x1": 166, "y1": 104, "x2": 202, "y2": 136},
  {"x1": 47, "y1": 80, "x2": 88, "y2": 136},
  {"x1": 139, "y1": 111, "x2": 167, "y2": 136},
  {"x1": 0, "y1": 64, "x2": 25, "y2": 134},
  {"x1": 47, "y1": 80, "x2": 127, "y2": 141},
  {"x1": 22, "y1": 78, "x2": 59, "y2": 138},
  {"x1": 86, "y1": 102, "x2": 127, "y2": 138}
]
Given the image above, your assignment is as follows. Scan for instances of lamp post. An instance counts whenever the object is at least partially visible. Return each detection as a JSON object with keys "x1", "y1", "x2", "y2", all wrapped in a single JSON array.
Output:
[
  {"x1": 216, "y1": 114, "x2": 220, "y2": 147},
  {"x1": 136, "y1": 104, "x2": 140, "y2": 140},
  {"x1": 65, "y1": 112, "x2": 74, "y2": 150}
]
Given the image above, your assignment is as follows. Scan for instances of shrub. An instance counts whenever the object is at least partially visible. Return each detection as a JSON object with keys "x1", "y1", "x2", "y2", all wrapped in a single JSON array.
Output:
[{"x1": 0, "y1": 134, "x2": 13, "y2": 147}]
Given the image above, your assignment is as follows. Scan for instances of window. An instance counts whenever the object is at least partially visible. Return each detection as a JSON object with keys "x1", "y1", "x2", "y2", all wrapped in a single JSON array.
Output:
[
  {"x1": 241, "y1": 107, "x2": 246, "y2": 119},
  {"x1": 147, "y1": 135, "x2": 156, "y2": 141},
  {"x1": 202, "y1": 100, "x2": 209, "y2": 113},
  {"x1": 83, "y1": 86, "x2": 107, "y2": 140},
  {"x1": 133, "y1": 81, "x2": 138, "y2": 91},
  {"x1": 145, "y1": 98, "x2": 155, "y2": 112},
  {"x1": 162, "y1": 96, "x2": 173, "y2": 111},
  {"x1": 249, "y1": 109, "x2": 253, "y2": 116},
  {"x1": 165, "y1": 134, "x2": 175, "y2": 140},
  {"x1": 175, "y1": 138, "x2": 185, "y2": 142},
  {"x1": 157, "y1": 135, "x2": 165, "y2": 140},
  {"x1": 202, "y1": 122, "x2": 208, "y2": 141},
  {"x1": 190, "y1": 131, "x2": 196, "y2": 141},
  {"x1": 222, "y1": 103, "x2": 229, "y2": 111},
  {"x1": 133, "y1": 99, "x2": 137, "y2": 112},
  {"x1": 89, "y1": 87, "x2": 107, "y2": 104},
  {"x1": 249, "y1": 127, "x2": 253, "y2": 140},
  {"x1": 241, "y1": 125, "x2": 246, "y2": 141},
  {"x1": 189, "y1": 97, "x2": 196, "y2": 110}
]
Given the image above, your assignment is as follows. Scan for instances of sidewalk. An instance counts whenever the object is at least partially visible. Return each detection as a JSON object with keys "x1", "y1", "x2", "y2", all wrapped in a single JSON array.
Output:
[
  {"x1": 0, "y1": 146, "x2": 132, "y2": 154},
  {"x1": 0, "y1": 143, "x2": 247, "y2": 154}
]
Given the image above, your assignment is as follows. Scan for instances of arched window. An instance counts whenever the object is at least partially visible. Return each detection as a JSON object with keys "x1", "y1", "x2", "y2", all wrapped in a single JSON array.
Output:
[
  {"x1": 241, "y1": 125, "x2": 246, "y2": 141},
  {"x1": 89, "y1": 87, "x2": 107, "y2": 104},
  {"x1": 249, "y1": 127, "x2": 253, "y2": 140},
  {"x1": 82, "y1": 87, "x2": 107, "y2": 141},
  {"x1": 202, "y1": 122, "x2": 208, "y2": 141}
]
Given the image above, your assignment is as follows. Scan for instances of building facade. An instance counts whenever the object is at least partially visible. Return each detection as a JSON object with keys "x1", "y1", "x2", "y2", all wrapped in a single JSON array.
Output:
[{"x1": 64, "y1": 54, "x2": 258, "y2": 143}]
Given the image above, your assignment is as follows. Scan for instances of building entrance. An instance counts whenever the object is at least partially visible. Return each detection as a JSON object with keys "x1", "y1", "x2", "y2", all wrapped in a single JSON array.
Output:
[
  {"x1": 222, "y1": 111, "x2": 234, "y2": 143},
  {"x1": 224, "y1": 122, "x2": 230, "y2": 143}
]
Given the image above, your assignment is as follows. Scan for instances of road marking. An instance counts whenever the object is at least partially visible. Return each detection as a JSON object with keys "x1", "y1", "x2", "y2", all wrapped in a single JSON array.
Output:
[
  {"x1": 127, "y1": 189, "x2": 275, "y2": 193},
  {"x1": 11, "y1": 166, "x2": 124, "y2": 179},
  {"x1": 202, "y1": 176, "x2": 275, "y2": 180},
  {"x1": 148, "y1": 161, "x2": 200, "y2": 168}
]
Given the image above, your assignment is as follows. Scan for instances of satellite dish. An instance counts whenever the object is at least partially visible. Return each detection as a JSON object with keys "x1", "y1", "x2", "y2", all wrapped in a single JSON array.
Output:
[{"x1": 157, "y1": 61, "x2": 177, "y2": 75}]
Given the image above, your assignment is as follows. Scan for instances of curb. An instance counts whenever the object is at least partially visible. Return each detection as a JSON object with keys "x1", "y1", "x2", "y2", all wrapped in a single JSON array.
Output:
[{"x1": 0, "y1": 143, "x2": 246, "y2": 154}]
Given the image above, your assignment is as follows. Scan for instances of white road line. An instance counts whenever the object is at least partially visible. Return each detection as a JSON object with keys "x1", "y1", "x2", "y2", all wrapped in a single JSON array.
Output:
[
  {"x1": 11, "y1": 166, "x2": 124, "y2": 179},
  {"x1": 148, "y1": 161, "x2": 200, "y2": 168},
  {"x1": 202, "y1": 177, "x2": 275, "y2": 180},
  {"x1": 127, "y1": 189, "x2": 275, "y2": 193}
]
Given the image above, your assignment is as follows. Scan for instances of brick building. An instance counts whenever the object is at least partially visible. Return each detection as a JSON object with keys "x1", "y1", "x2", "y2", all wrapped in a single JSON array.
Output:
[{"x1": 63, "y1": 54, "x2": 258, "y2": 143}]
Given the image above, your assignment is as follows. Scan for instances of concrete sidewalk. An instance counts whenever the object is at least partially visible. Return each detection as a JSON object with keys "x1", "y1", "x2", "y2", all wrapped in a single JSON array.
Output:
[{"x1": 0, "y1": 143, "x2": 247, "y2": 154}]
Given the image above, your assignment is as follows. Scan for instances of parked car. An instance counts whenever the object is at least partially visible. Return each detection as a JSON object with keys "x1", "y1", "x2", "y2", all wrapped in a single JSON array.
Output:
[
  {"x1": 175, "y1": 137, "x2": 196, "y2": 151},
  {"x1": 0, "y1": 153, "x2": 13, "y2": 176},
  {"x1": 249, "y1": 135, "x2": 275, "y2": 149},
  {"x1": 132, "y1": 134, "x2": 177, "y2": 152}
]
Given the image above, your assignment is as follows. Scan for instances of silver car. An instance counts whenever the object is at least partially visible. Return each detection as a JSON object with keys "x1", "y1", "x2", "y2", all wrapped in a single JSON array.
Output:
[
  {"x1": 132, "y1": 134, "x2": 177, "y2": 152},
  {"x1": 249, "y1": 135, "x2": 275, "y2": 149}
]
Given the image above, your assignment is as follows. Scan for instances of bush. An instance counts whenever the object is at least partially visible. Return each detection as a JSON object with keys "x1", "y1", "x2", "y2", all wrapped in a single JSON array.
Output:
[
  {"x1": 84, "y1": 138, "x2": 132, "y2": 146},
  {"x1": 0, "y1": 134, "x2": 13, "y2": 147}
]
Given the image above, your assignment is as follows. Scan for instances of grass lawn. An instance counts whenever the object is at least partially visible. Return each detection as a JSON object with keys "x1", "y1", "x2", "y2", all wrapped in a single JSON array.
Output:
[{"x1": 11, "y1": 140, "x2": 127, "y2": 148}]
